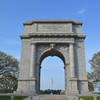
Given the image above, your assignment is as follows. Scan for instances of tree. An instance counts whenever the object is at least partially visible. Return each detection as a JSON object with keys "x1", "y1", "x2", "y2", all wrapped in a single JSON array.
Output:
[
  {"x1": 89, "y1": 51, "x2": 100, "y2": 81},
  {"x1": 87, "y1": 51, "x2": 100, "y2": 91},
  {"x1": 0, "y1": 51, "x2": 19, "y2": 93},
  {"x1": 88, "y1": 81, "x2": 94, "y2": 91}
]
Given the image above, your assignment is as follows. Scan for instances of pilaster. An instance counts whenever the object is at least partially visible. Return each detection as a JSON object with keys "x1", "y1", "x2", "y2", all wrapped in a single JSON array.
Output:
[
  {"x1": 29, "y1": 43, "x2": 37, "y2": 94},
  {"x1": 69, "y1": 43, "x2": 75, "y2": 78},
  {"x1": 30, "y1": 43, "x2": 36, "y2": 78},
  {"x1": 69, "y1": 43, "x2": 79, "y2": 94}
]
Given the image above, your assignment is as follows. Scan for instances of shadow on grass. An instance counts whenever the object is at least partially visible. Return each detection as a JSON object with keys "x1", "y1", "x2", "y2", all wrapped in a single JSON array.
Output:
[{"x1": 0, "y1": 96, "x2": 11, "y2": 100}]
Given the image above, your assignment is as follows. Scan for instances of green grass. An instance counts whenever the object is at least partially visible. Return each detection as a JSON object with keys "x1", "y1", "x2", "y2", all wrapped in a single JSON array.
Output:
[
  {"x1": 80, "y1": 96, "x2": 94, "y2": 100},
  {"x1": 0, "y1": 96, "x2": 27, "y2": 100},
  {"x1": 80, "y1": 96, "x2": 100, "y2": 100},
  {"x1": 15, "y1": 96, "x2": 27, "y2": 100},
  {"x1": 0, "y1": 96, "x2": 11, "y2": 100},
  {"x1": 97, "y1": 96, "x2": 100, "y2": 100}
]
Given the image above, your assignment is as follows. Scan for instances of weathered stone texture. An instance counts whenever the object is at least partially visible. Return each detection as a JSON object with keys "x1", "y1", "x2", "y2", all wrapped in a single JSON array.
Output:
[
  {"x1": 17, "y1": 20, "x2": 89, "y2": 95},
  {"x1": 37, "y1": 23, "x2": 72, "y2": 33},
  {"x1": 23, "y1": 20, "x2": 82, "y2": 34}
]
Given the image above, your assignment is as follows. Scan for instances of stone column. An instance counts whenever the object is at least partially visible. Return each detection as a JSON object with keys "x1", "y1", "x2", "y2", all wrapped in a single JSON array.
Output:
[
  {"x1": 64, "y1": 64, "x2": 67, "y2": 94},
  {"x1": 64, "y1": 64, "x2": 69, "y2": 94},
  {"x1": 29, "y1": 43, "x2": 37, "y2": 94},
  {"x1": 69, "y1": 43, "x2": 76, "y2": 78},
  {"x1": 69, "y1": 43, "x2": 79, "y2": 94},
  {"x1": 30, "y1": 43, "x2": 36, "y2": 78}
]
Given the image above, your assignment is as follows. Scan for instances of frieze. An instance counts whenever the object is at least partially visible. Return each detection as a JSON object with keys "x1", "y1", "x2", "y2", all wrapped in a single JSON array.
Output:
[
  {"x1": 31, "y1": 37, "x2": 74, "y2": 43},
  {"x1": 37, "y1": 23, "x2": 67, "y2": 33}
]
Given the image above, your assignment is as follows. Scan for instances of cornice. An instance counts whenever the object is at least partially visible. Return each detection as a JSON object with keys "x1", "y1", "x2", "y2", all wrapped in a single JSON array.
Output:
[
  {"x1": 23, "y1": 20, "x2": 83, "y2": 25},
  {"x1": 20, "y1": 33, "x2": 86, "y2": 39}
]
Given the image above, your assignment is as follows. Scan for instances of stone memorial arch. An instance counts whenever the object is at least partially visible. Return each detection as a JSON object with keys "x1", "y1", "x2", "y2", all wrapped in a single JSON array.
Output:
[{"x1": 17, "y1": 20, "x2": 89, "y2": 95}]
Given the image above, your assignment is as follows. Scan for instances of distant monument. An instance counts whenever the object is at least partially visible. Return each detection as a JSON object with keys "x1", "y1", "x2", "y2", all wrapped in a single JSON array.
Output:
[{"x1": 17, "y1": 20, "x2": 89, "y2": 95}]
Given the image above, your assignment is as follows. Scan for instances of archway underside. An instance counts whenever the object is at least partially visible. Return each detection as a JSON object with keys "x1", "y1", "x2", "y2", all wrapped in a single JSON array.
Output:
[{"x1": 39, "y1": 49, "x2": 65, "y2": 66}]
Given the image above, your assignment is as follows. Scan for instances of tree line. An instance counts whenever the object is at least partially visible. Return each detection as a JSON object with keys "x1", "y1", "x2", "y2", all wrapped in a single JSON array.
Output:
[{"x1": 40, "y1": 89, "x2": 62, "y2": 94}]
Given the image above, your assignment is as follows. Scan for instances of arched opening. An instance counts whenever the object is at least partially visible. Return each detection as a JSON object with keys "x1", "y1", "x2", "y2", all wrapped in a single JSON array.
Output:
[{"x1": 39, "y1": 49, "x2": 65, "y2": 95}]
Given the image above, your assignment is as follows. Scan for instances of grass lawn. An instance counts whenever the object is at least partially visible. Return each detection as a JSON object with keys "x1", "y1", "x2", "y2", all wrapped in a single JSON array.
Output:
[
  {"x1": 15, "y1": 96, "x2": 27, "y2": 100},
  {"x1": 0, "y1": 96, "x2": 11, "y2": 100},
  {"x1": 97, "y1": 96, "x2": 100, "y2": 100},
  {"x1": 80, "y1": 96, "x2": 100, "y2": 100},
  {"x1": 80, "y1": 96, "x2": 94, "y2": 100},
  {"x1": 0, "y1": 96, "x2": 27, "y2": 100}
]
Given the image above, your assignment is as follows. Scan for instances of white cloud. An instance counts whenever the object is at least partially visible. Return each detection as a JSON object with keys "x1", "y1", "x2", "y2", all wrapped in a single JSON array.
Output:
[{"x1": 77, "y1": 8, "x2": 86, "y2": 15}]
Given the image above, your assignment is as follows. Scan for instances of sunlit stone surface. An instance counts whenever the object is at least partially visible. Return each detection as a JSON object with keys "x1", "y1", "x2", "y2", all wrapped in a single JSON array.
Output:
[{"x1": 17, "y1": 20, "x2": 89, "y2": 96}]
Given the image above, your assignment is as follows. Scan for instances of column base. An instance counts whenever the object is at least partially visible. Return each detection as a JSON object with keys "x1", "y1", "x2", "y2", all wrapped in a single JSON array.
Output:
[
  {"x1": 17, "y1": 78, "x2": 37, "y2": 96},
  {"x1": 78, "y1": 80, "x2": 90, "y2": 95},
  {"x1": 80, "y1": 91, "x2": 92, "y2": 96},
  {"x1": 69, "y1": 77, "x2": 79, "y2": 95},
  {"x1": 14, "y1": 91, "x2": 37, "y2": 96}
]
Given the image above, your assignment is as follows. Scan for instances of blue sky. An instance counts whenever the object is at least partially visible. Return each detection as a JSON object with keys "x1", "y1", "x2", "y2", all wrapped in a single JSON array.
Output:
[
  {"x1": 41, "y1": 56, "x2": 65, "y2": 90},
  {"x1": 0, "y1": 0, "x2": 100, "y2": 90}
]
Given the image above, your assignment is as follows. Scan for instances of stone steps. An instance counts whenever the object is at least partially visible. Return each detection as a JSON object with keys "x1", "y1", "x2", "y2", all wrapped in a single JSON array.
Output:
[
  {"x1": 38, "y1": 95, "x2": 68, "y2": 100},
  {"x1": 23, "y1": 95, "x2": 76, "y2": 100}
]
